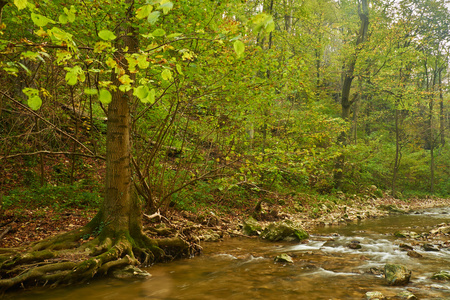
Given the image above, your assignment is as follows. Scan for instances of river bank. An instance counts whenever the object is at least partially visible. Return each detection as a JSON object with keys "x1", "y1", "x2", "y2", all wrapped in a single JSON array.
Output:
[{"x1": 1, "y1": 196, "x2": 449, "y2": 249}]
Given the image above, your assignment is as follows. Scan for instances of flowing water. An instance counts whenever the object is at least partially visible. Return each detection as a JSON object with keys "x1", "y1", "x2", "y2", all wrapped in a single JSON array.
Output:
[{"x1": 7, "y1": 207, "x2": 450, "y2": 299}]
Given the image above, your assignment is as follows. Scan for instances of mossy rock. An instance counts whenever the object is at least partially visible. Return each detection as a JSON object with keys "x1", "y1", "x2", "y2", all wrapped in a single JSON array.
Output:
[
  {"x1": 378, "y1": 204, "x2": 406, "y2": 214},
  {"x1": 242, "y1": 216, "x2": 263, "y2": 236},
  {"x1": 431, "y1": 270, "x2": 450, "y2": 281},
  {"x1": 384, "y1": 264, "x2": 411, "y2": 286},
  {"x1": 260, "y1": 220, "x2": 308, "y2": 242}
]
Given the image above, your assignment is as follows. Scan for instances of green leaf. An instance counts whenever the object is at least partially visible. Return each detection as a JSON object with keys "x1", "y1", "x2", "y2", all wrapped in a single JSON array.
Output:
[
  {"x1": 31, "y1": 13, "x2": 55, "y2": 27},
  {"x1": 99, "y1": 89, "x2": 112, "y2": 105},
  {"x1": 65, "y1": 72, "x2": 77, "y2": 85},
  {"x1": 137, "y1": 54, "x2": 150, "y2": 69},
  {"x1": 59, "y1": 14, "x2": 68, "y2": 24},
  {"x1": 98, "y1": 30, "x2": 116, "y2": 41},
  {"x1": 65, "y1": 6, "x2": 76, "y2": 22},
  {"x1": 22, "y1": 87, "x2": 39, "y2": 97},
  {"x1": 133, "y1": 85, "x2": 149, "y2": 100},
  {"x1": 64, "y1": 66, "x2": 84, "y2": 85},
  {"x1": 161, "y1": 69, "x2": 172, "y2": 81},
  {"x1": 28, "y1": 96, "x2": 42, "y2": 110},
  {"x1": 147, "y1": 11, "x2": 160, "y2": 25},
  {"x1": 14, "y1": 0, "x2": 27, "y2": 10},
  {"x1": 136, "y1": 5, "x2": 153, "y2": 19},
  {"x1": 176, "y1": 64, "x2": 183, "y2": 75},
  {"x1": 152, "y1": 28, "x2": 165, "y2": 37},
  {"x1": 84, "y1": 88, "x2": 98, "y2": 95},
  {"x1": 119, "y1": 85, "x2": 132, "y2": 92},
  {"x1": 233, "y1": 40, "x2": 245, "y2": 58},
  {"x1": 159, "y1": 1, "x2": 173, "y2": 14},
  {"x1": 167, "y1": 33, "x2": 182, "y2": 39},
  {"x1": 146, "y1": 88, "x2": 156, "y2": 104}
]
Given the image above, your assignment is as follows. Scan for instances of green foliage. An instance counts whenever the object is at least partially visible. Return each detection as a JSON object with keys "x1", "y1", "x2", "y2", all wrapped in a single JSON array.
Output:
[
  {"x1": 3, "y1": 183, "x2": 102, "y2": 210},
  {"x1": 1, "y1": 0, "x2": 450, "y2": 222}
]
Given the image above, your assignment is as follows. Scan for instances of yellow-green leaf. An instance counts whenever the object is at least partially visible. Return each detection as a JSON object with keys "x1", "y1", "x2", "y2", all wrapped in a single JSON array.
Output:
[
  {"x1": 133, "y1": 85, "x2": 149, "y2": 100},
  {"x1": 98, "y1": 30, "x2": 116, "y2": 41},
  {"x1": 152, "y1": 28, "x2": 165, "y2": 37},
  {"x1": 28, "y1": 95, "x2": 42, "y2": 110},
  {"x1": 14, "y1": 0, "x2": 27, "y2": 10},
  {"x1": 233, "y1": 40, "x2": 245, "y2": 58},
  {"x1": 159, "y1": 1, "x2": 173, "y2": 14},
  {"x1": 136, "y1": 5, "x2": 153, "y2": 19},
  {"x1": 84, "y1": 88, "x2": 98, "y2": 95},
  {"x1": 31, "y1": 13, "x2": 55, "y2": 27},
  {"x1": 147, "y1": 11, "x2": 160, "y2": 24},
  {"x1": 137, "y1": 54, "x2": 150, "y2": 69},
  {"x1": 99, "y1": 89, "x2": 112, "y2": 104},
  {"x1": 161, "y1": 69, "x2": 172, "y2": 81},
  {"x1": 119, "y1": 74, "x2": 133, "y2": 85}
]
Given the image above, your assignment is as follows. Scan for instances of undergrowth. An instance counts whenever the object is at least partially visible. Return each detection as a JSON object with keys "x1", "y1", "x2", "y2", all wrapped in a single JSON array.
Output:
[{"x1": 2, "y1": 183, "x2": 102, "y2": 210}]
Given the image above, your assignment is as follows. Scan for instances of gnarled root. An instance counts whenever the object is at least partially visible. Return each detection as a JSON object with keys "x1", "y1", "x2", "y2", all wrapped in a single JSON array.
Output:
[{"x1": 0, "y1": 226, "x2": 192, "y2": 292}]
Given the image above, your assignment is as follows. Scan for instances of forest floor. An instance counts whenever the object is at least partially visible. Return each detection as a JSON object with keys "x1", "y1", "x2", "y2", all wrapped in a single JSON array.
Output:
[{"x1": 1, "y1": 195, "x2": 449, "y2": 249}]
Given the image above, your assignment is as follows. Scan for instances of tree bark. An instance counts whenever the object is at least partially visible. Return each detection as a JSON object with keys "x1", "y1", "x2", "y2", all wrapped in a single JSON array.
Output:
[
  {"x1": 334, "y1": 0, "x2": 369, "y2": 189},
  {"x1": 101, "y1": 0, "x2": 139, "y2": 234}
]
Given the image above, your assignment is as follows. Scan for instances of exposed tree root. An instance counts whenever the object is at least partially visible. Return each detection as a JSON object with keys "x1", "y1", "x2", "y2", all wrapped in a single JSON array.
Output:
[{"x1": 0, "y1": 222, "x2": 195, "y2": 292}]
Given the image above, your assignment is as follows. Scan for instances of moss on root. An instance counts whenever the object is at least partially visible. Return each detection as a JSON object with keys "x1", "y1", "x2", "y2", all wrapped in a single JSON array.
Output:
[{"x1": 0, "y1": 224, "x2": 192, "y2": 292}]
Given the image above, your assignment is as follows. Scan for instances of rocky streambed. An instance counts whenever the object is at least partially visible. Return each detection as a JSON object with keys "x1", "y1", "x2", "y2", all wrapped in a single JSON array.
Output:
[{"x1": 8, "y1": 204, "x2": 449, "y2": 300}]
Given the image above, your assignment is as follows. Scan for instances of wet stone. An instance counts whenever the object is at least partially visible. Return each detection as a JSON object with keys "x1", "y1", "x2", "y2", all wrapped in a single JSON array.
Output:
[
  {"x1": 407, "y1": 250, "x2": 423, "y2": 258},
  {"x1": 396, "y1": 290, "x2": 417, "y2": 300},
  {"x1": 422, "y1": 243, "x2": 439, "y2": 251},
  {"x1": 348, "y1": 240, "x2": 362, "y2": 249},
  {"x1": 111, "y1": 265, "x2": 151, "y2": 279},
  {"x1": 365, "y1": 291, "x2": 385, "y2": 299},
  {"x1": 399, "y1": 243, "x2": 413, "y2": 251},
  {"x1": 384, "y1": 264, "x2": 411, "y2": 286},
  {"x1": 431, "y1": 270, "x2": 450, "y2": 281},
  {"x1": 260, "y1": 220, "x2": 308, "y2": 242},
  {"x1": 274, "y1": 253, "x2": 294, "y2": 264}
]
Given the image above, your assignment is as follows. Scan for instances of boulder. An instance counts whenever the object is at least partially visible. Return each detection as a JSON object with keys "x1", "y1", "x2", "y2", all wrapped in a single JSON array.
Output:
[
  {"x1": 384, "y1": 264, "x2": 411, "y2": 286},
  {"x1": 431, "y1": 270, "x2": 450, "y2": 281},
  {"x1": 274, "y1": 253, "x2": 294, "y2": 264},
  {"x1": 242, "y1": 216, "x2": 262, "y2": 236},
  {"x1": 260, "y1": 220, "x2": 309, "y2": 242}
]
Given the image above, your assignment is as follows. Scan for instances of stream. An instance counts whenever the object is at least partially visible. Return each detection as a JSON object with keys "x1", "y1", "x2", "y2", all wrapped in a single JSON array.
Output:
[{"x1": 7, "y1": 207, "x2": 450, "y2": 299}]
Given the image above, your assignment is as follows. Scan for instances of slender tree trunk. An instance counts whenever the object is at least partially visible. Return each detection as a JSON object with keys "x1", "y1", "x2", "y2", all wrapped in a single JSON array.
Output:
[
  {"x1": 392, "y1": 107, "x2": 400, "y2": 196},
  {"x1": 334, "y1": 0, "x2": 369, "y2": 189},
  {"x1": 439, "y1": 69, "x2": 445, "y2": 146},
  {"x1": 261, "y1": 0, "x2": 274, "y2": 155}
]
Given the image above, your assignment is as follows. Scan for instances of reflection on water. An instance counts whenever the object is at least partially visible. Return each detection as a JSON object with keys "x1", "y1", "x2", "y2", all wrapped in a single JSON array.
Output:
[{"x1": 7, "y1": 208, "x2": 450, "y2": 300}]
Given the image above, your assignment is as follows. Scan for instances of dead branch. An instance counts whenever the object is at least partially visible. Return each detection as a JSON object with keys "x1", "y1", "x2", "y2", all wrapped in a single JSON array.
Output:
[
  {"x1": 1, "y1": 151, "x2": 105, "y2": 161},
  {"x1": 0, "y1": 92, "x2": 95, "y2": 156}
]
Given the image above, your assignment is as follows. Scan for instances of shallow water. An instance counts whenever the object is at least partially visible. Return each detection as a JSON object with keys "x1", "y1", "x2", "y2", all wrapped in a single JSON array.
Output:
[{"x1": 7, "y1": 207, "x2": 450, "y2": 300}]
